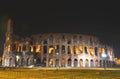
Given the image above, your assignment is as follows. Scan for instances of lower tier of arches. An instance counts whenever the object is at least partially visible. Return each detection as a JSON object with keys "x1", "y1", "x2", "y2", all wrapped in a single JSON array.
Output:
[{"x1": 2, "y1": 57, "x2": 114, "y2": 68}]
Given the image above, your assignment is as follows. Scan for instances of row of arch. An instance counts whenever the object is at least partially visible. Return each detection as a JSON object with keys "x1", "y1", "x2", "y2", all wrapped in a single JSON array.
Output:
[
  {"x1": 7, "y1": 56, "x2": 113, "y2": 68},
  {"x1": 12, "y1": 44, "x2": 111, "y2": 56},
  {"x1": 45, "y1": 58, "x2": 113, "y2": 67}
]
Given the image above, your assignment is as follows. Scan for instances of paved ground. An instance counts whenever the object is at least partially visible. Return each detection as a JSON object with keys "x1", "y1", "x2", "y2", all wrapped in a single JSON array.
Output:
[{"x1": 31, "y1": 67, "x2": 120, "y2": 70}]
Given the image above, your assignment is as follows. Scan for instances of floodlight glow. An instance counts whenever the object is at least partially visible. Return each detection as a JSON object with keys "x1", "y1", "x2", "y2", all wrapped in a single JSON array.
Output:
[
  {"x1": 16, "y1": 55, "x2": 20, "y2": 62},
  {"x1": 101, "y1": 53, "x2": 107, "y2": 58}
]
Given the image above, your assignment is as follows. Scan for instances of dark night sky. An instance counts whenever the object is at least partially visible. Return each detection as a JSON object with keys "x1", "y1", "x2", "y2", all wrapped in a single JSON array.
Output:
[{"x1": 0, "y1": 1, "x2": 120, "y2": 58}]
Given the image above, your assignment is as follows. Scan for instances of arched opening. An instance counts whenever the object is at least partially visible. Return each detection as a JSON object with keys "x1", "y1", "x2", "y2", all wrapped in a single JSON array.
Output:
[
  {"x1": 49, "y1": 45, "x2": 54, "y2": 54},
  {"x1": 68, "y1": 40, "x2": 71, "y2": 44},
  {"x1": 74, "y1": 46, "x2": 78, "y2": 54},
  {"x1": 85, "y1": 46, "x2": 88, "y2": 54},
  {"x1": 15, "y1": 55, "x2": 20, "y2": 67},
  {"x1": 43, "y1": 46, "x2": 47, "y2": 54},
  {"x1": 30, "y1": 45, "x2": 33, "y2": 52},
  {"x1": 43, "y1": 58, "x2": 46, "y2": 67},
  {"x1": 36, "y1": 58, "x2": 41, "y2": 66},
  {"x1": 61, "y1": 58, "x2": 65, "y2": 67},
  {"x1": 48, "y1": 58, "x2": 54, "y2": 67},
  {"x1": 79, "y1": 45, "x2": 83, "y2": 53},
  {"x1": 79, "y1": 59, "x2": 83, "y2": 67},
  {"x1": 106, "y1": 60, "x2": 109, "y2": 67},
  {"x1": 98, "y1": 48, "x2": 102, "y2": 55},
  {"x1": 108, "y1": 61, "x2": 111, "y2": 67},
  {"x1": 95, "y1": 47, "x2": 98, "y2": 56},
  {"x1": 12, "y1": 43, "x2": 16, "y2": 51},
  {"x1": 21, "y1": 58, "x2": 24, "y2": 66},
  {"x1": 14, "y1": 41, "x2": 20, "y2": 52},
  {"x1": 55, "y1": 45, "x2": 59, "y2": 54},
  {"x1": 19, "y1": 46, "x2": 22, "y2": 52},
  {"x1": 95, "y1": 60, "x2": 98, "y2": 67},
  {"x1": 103, "y1": 60, "x2": 106, "y2": 68},
  {"x1": 102, "y1": 48, "x2": 105, "y2": 54},
  {"x1": 36, "y1": 45, "x2": 41, "y2": 53},
  {"x1": 33, "y1": 46, "x2": 36, "y2": 52},
  {"x1": 85, "y1": 59, "x2": 89, "y2": 67},
  {"x1": 61, "y1": 45, "x2": 65, "y2": 53},
  {"x1": 74, "y1": 59, "x2": 78, "y2": 67},
  {"x1": 100, "y1": 60, "x2": 102, "y2": 67},
  {"x1": 68, "y1": 46, "x2": 72, "y2": 54},
  {"x1": 90, "y1": 60, "x2": 94, "y2": 67},
  {"x1": 55, "y1": 59, "x2": 59, "y2": 67},
  {"x1": 26, "y1": 58, "x2": 29, "y2": 66},
  {"x1": 9, "y1": 58, "x2": 12, "y2": 67},
  {"x1": 67, "y1": 59, "x2": 72, "y2": 67},
  {"x1": 90, "y1": 47, "x2": 94, "y2": 56},
  {"x1": 108, "y1": 49, "x2": 112, "y2": 56}
]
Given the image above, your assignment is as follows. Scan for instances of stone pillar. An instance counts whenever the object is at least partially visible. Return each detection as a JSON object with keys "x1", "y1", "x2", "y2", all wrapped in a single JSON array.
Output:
[
  {"x1": 46, "y1": 40, "x2": 49, "y2": 67},
  {"x1": 71, "y1": 58, "x2": 74, "y2": 67},
  {"x1": 46, "y1": 56, "x2": 48, "y2": 67},
  {"x1": 41, "y1": 42, "x2": 43, "y2": 63},
  {"x1": 77, "y1": 58, "x2": 79, "y2": 67},
  {"x1": 83, "y1": 41, "x2": 85, "y2": 54},
  {"x1": 88, "y1": 59, "x2": 90, "y2": 67},
  {"x1": 83, "y1": 59, "x2": 85, "y2": 67},
  {"x1": 59, "y1": 39, "x2": 61, "y2": 67},
  {"x1": 59, "y1": 58, "x2": 61, "y2": 67}
]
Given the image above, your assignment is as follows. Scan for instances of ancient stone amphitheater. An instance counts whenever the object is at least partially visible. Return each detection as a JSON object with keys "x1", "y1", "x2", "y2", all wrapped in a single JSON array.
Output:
[{"x1": 2, "y1": 33, "x2": 115, "y2": 68}]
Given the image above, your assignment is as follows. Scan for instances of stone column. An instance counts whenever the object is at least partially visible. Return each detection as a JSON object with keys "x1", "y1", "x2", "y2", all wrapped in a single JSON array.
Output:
[
  {"x1": 71, "y1": 58, "x2": 74, "y2": 67},
  {"x1": 41, "y1": 41, "x2": 43, "y2": 63},
  {"x1": 59, "y1": 39, "x2": 61, "y2": 67},
  {"x1": 46, "y1": 56, "x2": 48, "y2": 67}
]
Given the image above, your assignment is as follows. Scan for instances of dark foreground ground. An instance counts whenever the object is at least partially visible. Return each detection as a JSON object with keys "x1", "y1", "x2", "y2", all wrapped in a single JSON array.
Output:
[{"x1": 0, "y1": 67, "x2": 120, "y2": 79}]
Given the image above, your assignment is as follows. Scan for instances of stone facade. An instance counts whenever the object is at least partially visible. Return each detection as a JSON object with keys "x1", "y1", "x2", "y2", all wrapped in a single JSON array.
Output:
[{"x1": 2, "y1": 19, "x2": 115, "y2": 68}]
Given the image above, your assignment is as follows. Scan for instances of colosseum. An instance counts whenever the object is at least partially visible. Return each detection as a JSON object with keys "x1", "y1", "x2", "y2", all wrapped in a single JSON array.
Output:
[{"x1": 2, "y1": 19, "x2": 115, "y2": 68}]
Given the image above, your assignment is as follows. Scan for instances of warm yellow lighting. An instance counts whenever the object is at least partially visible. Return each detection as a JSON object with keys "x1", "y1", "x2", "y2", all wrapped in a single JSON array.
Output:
[
  {"x1": 115, "y1": 58, "x2": 120, "y2": 65},
  {"x1": 30, "y1": 45, "x2": 34, "y2": 52},
  {"x1": 17, "y1": 45, "x2": 21, "y2": 52},
  {"x1": 62, "y1": 58, "x2": 65, "y2": 63},
  {"x1": 6, "y1": 34, "x2": 10, "y2": 41},
  {"x1": 98, "y1": 48, "x2": 102, "y2": 53},
  {"x1": 68, "y1": 46, "x2": 72, "y2": 54},
  {"x1": 7, "y1": 36, "x2": 10, "y2": 41},
  {"x1": 14, "y1": 41, "x2": 20, "y2": 52},
  {"x1": 79, "y1": 45, "x2": 83, "y2": 53},
  {"x1": 74, "y1": 46, "x2": 78, "y2": 54},
  {"x1": 49, "y1": 58, "x2": 53, "y2": 65},
  {"x1": 55, "y1": 46, "x2": 57, "y2": 49},
  {"x1": 108, "y1": 50, "x2": 112, "y2": 56},
  {"x1": 70, "y1": 46, "x2": 72, "y2": 54},
  {"x1": 49, "y1": 47, "x2": 54, "y2": 54},
  {"x1": 102, "y1": 48, "x2": 105, "y2": 53},
  {"x1": 90, "y1": 47, "x2": 94, "y2": 55},
  {"x1": 17, "y1": 46, "x2": 20, "y2": 52},
  {"x1": 16, "y1": 55, "x2": 20, "y2": 62},
  {"x1": 2, "y1": 56, "x2": 4, "y2": 61},
  {"x1": 114, "y1": 58, "x2": 118, "y2": 61},
  {"x1": 36, "y1": 45, "x2": 41, "y2": 53},
  {"x1": 85, "y1": 46, "x2": 89, "y2": 54},
  {"x1": 0, "y1": 57, "x2": 2, "y2": 62},
  {"x1": 7, "y1": 45, "x2": 11, "y2": 52}
]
